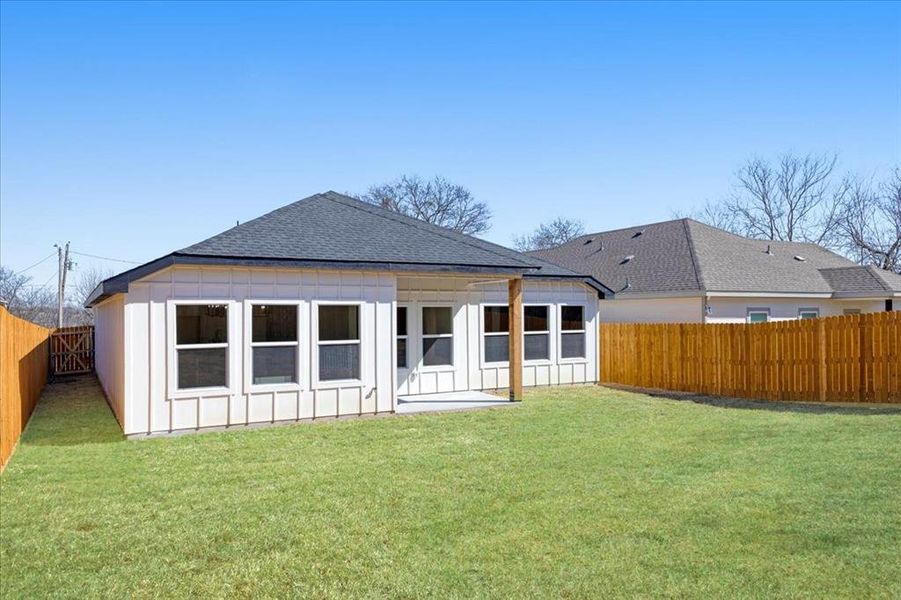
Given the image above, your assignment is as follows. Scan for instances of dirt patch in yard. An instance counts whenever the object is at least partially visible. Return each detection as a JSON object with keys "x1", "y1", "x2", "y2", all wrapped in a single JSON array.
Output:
[{"x1": 601, "y1": 383, "x2": 901, "y2": 415}]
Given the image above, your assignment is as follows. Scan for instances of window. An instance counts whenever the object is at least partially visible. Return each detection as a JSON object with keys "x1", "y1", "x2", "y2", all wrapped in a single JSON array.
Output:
[
  {"x1": 175, "y1": 304, "x2": 228, "y2": 390},
  {"x1": 524, "y1": 305, "x2": 550, "y2": 361},
  {"x1": 747, "y1": 309, "x2": 770, "y2": 323},
  {"x1": 560, "y1": 305, "x2": 585, "y2": 359},
  {"x1": 318, "y1": 305, "x2": 360, "y2": 381},
  {"x1": 422, "y1": 306, "x2": 453, "y2": 367},
  {"x1": 483, "y1": 305, "x2": 509, "y2": 363},
  {"x1": 397, "y1": 306, "x2": 408, "y2": 369},
  {"x1": 843, "y1": 308, "x2": 861, "y2": 316},
  {"x1": 250, "y1": 304, "x2": 298, "y2": 385},
  {"x1": 798, "y1": 308, "x2": 819, "y2": 320}
]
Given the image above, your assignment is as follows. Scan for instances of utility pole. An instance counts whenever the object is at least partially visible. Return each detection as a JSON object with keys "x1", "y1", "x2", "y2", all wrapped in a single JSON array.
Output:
[{"x1": 55, "y1": 242, "x2": 71, "y2": 328}]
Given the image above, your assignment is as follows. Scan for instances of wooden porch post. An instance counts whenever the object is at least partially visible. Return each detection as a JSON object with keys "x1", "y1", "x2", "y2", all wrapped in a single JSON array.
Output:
[{"x1": 508, "y1": 277, "x2": 523, "y2": 401}]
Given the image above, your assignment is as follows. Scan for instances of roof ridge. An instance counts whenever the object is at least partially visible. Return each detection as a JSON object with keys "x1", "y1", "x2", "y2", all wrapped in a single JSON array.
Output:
[
  {"x1": 579, "y1": 217, "x2": 693, "y2": 238},
  {"x1": 682, "y1": 219, "x2": 707, "y2": 291},
  {"x1": 865, "y1": 265, "x2": 894, "y2": 292},
  {"x1": 320, "y1": 191, "x2": 539, "y2": 269},
  {"x1": 179, "y1": 192, "x2": 333, "y2": 253}
]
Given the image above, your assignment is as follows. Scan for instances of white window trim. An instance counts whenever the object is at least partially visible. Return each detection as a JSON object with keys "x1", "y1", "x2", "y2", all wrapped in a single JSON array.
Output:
[
  {"x1": 166, "y1": 299, "x2": 235, "y2": 400},
  {"x1": 747, "y1": 308, "x2": 771, "y2": 323},
  {"x1": 480, "y1": 303, "x2": 510, "y2": 368},
  {"x1": 313, "y1": 301, "x2": 364, "y2": 389},
  {"x1": 523, "y1": 304, "x2": 553, "y2": 365},
  {"x1": 798, "y1": 308, "x2": 819, "y2": 320},
  {"x1": 420, "y1": 304, "x2": 455, "y2": 372},
  {"x1": 396, "y1": 303, "x2": 410, "y2": 371},
  {"x1": 558, "y1": 303, "x2": 588, "y2": 364},
  {"x1": 243, "y1": 300, "x2": 302, "y2": 394}
]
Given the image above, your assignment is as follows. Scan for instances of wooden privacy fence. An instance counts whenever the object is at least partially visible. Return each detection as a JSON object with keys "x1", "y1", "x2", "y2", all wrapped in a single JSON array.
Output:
[
  {"x1": 51, "y1": 325, "x2": 94, "y2": 376},
  {"x1": 600, "y1": 311, "x2": 901, "y2": 404},
  {"x1": 0, "y1": 306, "x2": 51, "y2": 468}
]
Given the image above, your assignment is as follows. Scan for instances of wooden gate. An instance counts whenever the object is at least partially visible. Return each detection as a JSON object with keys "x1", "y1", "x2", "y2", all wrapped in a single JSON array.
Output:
[{"x1": 50, "y1": 326, "x2": 94, "y2": 376}]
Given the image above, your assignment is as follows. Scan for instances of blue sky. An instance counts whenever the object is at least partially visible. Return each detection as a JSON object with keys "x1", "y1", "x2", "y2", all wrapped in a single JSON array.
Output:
[{"x1": 1, "y1": 1, "x2": 899, "y2": 295}]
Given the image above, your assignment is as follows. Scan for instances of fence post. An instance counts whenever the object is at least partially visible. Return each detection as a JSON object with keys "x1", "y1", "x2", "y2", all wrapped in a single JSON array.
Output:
[{"x1": 818, "y1": 318, "x2": 826, "y2": 403}]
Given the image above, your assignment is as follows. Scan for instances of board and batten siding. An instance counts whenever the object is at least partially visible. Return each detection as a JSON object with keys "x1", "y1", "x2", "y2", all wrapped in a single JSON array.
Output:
[
  {"x1": 396, "y1": 276, "x2": 599, "y2": 395},
  {"x1": 93, "y1": 293, "x2": 125, "y2": 425},
  {"x1": 120, "y1": 266, "x2": 395, "y2": 435}
]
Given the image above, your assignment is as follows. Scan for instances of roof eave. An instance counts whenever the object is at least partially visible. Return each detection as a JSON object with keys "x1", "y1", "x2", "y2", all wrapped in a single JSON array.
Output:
[
  {"x1": 524, "y1": 273, "x2": 614, "y2": 299},
  {"x1": 85, "y1": 253, "x2": 544, "y2": 307}
]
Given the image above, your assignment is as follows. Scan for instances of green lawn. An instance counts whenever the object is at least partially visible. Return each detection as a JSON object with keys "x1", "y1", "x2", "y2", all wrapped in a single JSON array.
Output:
[{"x1": 2, "y1": 378, "x2": 900, "y2": 599}]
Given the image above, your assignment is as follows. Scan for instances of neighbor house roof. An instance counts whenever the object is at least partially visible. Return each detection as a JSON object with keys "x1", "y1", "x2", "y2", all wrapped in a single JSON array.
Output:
[
  {"x1": 531, "y1": 218, "x2": 901, "y2": 299},
  {"x1": 87, "y1": 192, "x2": 611, "y2": 306}
]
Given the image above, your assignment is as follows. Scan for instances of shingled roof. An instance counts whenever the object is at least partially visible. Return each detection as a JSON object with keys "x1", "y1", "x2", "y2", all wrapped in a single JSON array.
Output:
[
  {"x1": 531, "y1": 218, "x2": 901, "y2": 298},
  {"x1": 87, "y1": 192, "x2": 610, "y2": 306}
]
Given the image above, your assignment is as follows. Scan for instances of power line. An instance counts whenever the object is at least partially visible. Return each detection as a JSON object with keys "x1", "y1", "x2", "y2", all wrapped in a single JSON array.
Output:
[
  {"x1": 70, "y1": 250, "x2": 141, "y2": 265},
  {"x1": 14, "y1": 252, "x2": 56, "y2": 275}
]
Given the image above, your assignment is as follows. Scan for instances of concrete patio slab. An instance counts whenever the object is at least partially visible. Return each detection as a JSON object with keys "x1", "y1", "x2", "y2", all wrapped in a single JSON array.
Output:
[{"x1": 396, "y1": 391, "x2": 514, "y2": 414}]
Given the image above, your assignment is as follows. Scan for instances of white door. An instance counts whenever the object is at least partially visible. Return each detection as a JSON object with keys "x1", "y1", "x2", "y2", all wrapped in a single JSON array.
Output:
[{"x1": 397, "y1": 303, "x2": 458, "y2": 395}]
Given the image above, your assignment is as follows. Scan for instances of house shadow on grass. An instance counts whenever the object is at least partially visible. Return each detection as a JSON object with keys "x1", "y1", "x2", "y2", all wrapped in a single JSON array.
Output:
[
  {"x1": 602, "y1": 384, "x2": 901, "y2": 416},
  {"x1": 20, "y1": 375, "x2": 125, "y2": 447}
]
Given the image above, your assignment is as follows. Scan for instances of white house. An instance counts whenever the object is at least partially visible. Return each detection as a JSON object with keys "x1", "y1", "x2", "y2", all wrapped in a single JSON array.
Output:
[
  {"x1": 532, "y1": 218, "x2": 901, "y2": 324},
  {"x1": 87, "y1": 192, "x2": 612, "y2": 436}
]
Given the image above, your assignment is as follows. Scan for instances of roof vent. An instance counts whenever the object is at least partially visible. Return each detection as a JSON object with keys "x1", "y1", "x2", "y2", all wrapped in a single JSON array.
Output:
[
  {"x1": 621, "y1": 255, "x2": 634, "y2": 264},
  {"x1": 794, "y1": 255, "x2": 806, "y2": 262},
  {"x1": 583, "y1": 238, "x2": 593, "y2": 245},
  {"x1": 765, "y1": 244, "x2": 774, "y2": 256},
  {"x1": 632, "y1": 229, "x2": 645, "y2": 238}
]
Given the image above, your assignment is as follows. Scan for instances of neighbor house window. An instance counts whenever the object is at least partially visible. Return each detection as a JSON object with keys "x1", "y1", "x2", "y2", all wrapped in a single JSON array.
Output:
[
  {"x1": 748, "y1": 309, "x2": 770, "y2": 323},
  {"x1": 524, "y1": 305, "x2": 550, "y2": 361},
  {"x1": 175, "y1": 304, "x2": 228, "y2": 389},
  {"x1": 318, "y1": 304, "x2": 360, "y2": 381},
  {"x1": 422, "y1": 306, "x2": 453, "y2": 367},
  {"x1": 483, "y1": 305, "x2": 509, "y2": 363},
  {"x1": 397, "y1": 306, "x2": 408, "y2": 369},
  {"x1": 843, "y1": 308, "x2": 861, "y2": 316},
  {"x1": 560, "y1": 305, "x2": 585, "y2": 359},
  {"x1": 250, "y1": 304, "x2": 298, "y2": 385},
  {"x1": 798, "y1": 308, "x2": 819, "y2": 320}
]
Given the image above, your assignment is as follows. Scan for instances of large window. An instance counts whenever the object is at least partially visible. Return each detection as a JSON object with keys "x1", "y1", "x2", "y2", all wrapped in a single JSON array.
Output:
[
  {"x1": 560, "y1": 305, "x2": 585, "y2": 359},
  {"x1": 397, "y1": 306, "x2": 408, "y2": 369},
  {"x1": 422, "y1": 306, "x2": 453, "y2": 367},
  {"x1": 175, "y1": 304, "x2": 228, "y2": 390},
  {"x1": 483, "y1": 305, "x2": 509, "y2": 363},
  {"x1": 524, "y1": 305, "x2": 550, "y2": 361},
  {"x1": 318, "y1": 304, "x2": 360, "y2": 381},
  {"x1": 250, "y1": 304, "x2": 298, "y2": 385}
]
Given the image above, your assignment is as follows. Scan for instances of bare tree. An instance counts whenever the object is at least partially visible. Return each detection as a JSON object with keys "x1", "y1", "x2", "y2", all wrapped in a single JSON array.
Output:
[
  {"x1": 691, "y1": 153, "x2": 844, "y2": 246},
  {"x1": 0, "y1": 266, "x2": 57, "y2": 327},
  {"x1": 729, "y1": 153, "x2": 844, "y2": 244},
  {"x1": 513, "y1": 217, "x2": 585, "y2": 251},
  {"x1": 835, "y1": 170, "x2": 901, "y2": 273},
  {"x1": 70, "y1": 266, "x2": 114, "y2": 325},
  {"x1": 356, "y1": 175, "x2": 491, "y2": 235}
]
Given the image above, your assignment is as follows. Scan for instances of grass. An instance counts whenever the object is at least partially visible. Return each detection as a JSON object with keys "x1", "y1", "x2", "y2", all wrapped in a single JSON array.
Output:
[{"x1": 2, "y1": 377, "x2": 900, "y2": 599}]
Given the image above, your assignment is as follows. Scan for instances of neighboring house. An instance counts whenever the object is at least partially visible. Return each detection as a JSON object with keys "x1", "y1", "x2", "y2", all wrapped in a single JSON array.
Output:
[
  {"x1": 87, "y1": 192, "x2": 612, "y2": 436},
  {"x1": 531, "y1": 218, "x2": 901, "y2": 324}
]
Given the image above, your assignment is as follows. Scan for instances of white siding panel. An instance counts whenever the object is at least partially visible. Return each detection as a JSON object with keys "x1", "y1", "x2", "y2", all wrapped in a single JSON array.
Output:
[
  {"x1": 600, "y1": 297, "x2": 704, "y2": 323},
  {"x1": 93, "y1": 295, "x2": 125, "y2": 425}
]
